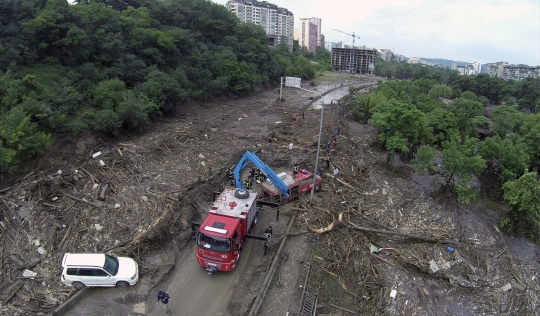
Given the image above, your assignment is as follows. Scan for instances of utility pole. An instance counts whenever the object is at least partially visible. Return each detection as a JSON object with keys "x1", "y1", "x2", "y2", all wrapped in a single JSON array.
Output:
[{"x1": 333, "y1": 29, "x2": 361, "y2": 74}]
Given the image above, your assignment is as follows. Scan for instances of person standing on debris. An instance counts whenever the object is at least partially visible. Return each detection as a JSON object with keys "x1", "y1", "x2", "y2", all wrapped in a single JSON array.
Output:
[
  {"x1": 257, "y1": 171, "x2": 265, "y2": 184},
  {"x1": 250, "y1": 167, "x2": 256, "y2": 179},
  {"x1": 263, "y1": 226, "x2": 273, "y2": 238},
  {"x1": 245, "y1": 177, "x2": 253, "y2": 190},
  {"x1": 325, "y1": 157, "x2": 331, "y2": 170},
  {"x1": 157, "y1": 291, "x2": 171, "y2": 314},
  {"x1": 326, "y1": 142, "x2": 331, "y2": 154},
  {"x1": 289, "y1": 142, "x2": 293, "y2": 154},
  {"x1": 268, "y1": 136, "x2": 272, "y2": 150},
  {"x1": 292, "y1": 160, "x2": 299, "y2": 180},
  {"x1": 333, "y1": 167, "x2": 339, "y2": 178},
  {"x1": 219, "y1": 184, "x2": 224, "y2": 193},
  {"x1": 226, "y1": 168, "x2": 234, "y2": 181},
  {"x1": 230, "y1": 179, "x2": 236, "y2": 187}
]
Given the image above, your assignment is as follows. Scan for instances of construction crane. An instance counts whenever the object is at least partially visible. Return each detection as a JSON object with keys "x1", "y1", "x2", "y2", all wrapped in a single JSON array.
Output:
[{"x1": 333, "y1": 29, "x2": 361, "y2": 73}]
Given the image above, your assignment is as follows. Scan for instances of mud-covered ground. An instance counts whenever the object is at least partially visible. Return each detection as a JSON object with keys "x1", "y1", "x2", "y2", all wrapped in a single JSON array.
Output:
[{"x1": 0, "y1": 73, "x2": 539, "y2": 316}]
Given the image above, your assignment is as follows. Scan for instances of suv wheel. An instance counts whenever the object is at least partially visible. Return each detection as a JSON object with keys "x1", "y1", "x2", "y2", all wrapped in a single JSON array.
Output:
[
  {"x1": 73, "y1": 281, "x2": 85, "y2": 290},
  {"x1": 116, "y1": 281, "x2": 130, "y2": 287}
]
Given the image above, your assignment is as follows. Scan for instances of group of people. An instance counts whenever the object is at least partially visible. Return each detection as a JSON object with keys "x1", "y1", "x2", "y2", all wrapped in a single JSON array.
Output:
[{"x1": 224, "y1": 166, "x2": 267, "y2": 190}]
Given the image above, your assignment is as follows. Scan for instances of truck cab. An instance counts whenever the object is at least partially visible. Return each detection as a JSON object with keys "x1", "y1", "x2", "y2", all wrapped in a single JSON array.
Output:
[
  {"x1": 260, "y1": 169, "x2": 321, "y2": 205},
  {"x1": 196, "y1": 187, "x2": 258, "y2": 274}
]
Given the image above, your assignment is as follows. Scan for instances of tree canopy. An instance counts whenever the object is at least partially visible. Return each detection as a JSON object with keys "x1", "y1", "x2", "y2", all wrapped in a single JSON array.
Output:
[{"x1": 0, "y1": 0, "x2": 320, "y2": 173}]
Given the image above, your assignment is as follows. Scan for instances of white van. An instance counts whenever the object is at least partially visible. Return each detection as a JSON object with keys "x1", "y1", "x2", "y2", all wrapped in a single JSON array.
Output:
[{"x1": 61, "y1": 253, "x2": 139, "y2": 289}]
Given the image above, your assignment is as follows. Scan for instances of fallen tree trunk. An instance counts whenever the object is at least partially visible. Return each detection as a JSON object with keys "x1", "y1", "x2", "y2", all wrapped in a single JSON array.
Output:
[
  {"x1": 348, "y1": 221, "x2": 501, "y2": 251},
  {"x1": 323, "y1": 173, "x2": 363, "y2": 195},
  {"x1": 311, "y1": 213, "x2": 344, "y2": 234}
]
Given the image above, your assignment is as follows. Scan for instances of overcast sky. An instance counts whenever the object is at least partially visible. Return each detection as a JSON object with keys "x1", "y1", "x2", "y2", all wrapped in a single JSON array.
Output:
[{"x1": 211, "y1": 0, "x2": 540, "y2": 66}]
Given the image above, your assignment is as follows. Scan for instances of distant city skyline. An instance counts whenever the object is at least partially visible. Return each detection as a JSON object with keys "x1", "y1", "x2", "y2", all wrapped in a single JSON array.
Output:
[{"x1": 212, "y1": 0, "x2": 540, "y2": 66}]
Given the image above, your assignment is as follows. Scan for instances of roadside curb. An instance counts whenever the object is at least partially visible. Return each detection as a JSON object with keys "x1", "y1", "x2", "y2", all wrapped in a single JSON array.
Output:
[{"x1": 51, "y1": 288, "x2": 90, "y2": 316}]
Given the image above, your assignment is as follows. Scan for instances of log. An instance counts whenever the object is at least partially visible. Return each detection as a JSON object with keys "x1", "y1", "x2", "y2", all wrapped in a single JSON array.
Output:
[
  {"x1": 311, "y1": 213, "x2": 344, "y2": 234},
  {"x1": 62, "y1": 194, "x2": 100, "y2": 207},
  {"x1": 2, "y1": 280, "x2": 23, "y2": 304},
  {"x1": 323, "y1": 173, "x2": 363, "y2": 195},
  {"x1": 80, "y1": 168, "x2": 98, "y2": 184},
  {"x1": 348, "y1": 221, "x2": 501, "y2": 251},
  {"x1": 311, "y1": 220, "x2": 344, "y2": 234},
  {"x1": 98, "y1": 184, "x2": 109, "y2": 201}
]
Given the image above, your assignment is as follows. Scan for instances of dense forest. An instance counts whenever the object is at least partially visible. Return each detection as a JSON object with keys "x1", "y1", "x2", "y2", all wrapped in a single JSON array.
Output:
[
  {"x1": 346, "y1": 63, "x2": 540, "y2": 242},
  {"x1": 0, "y1": 0, "x2": 326, "y2": 174}
]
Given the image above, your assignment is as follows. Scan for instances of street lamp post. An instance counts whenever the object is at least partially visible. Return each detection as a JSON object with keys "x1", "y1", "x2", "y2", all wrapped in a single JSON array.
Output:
[{"x1": 295, "y1": 87, "x2": 325, "y2": 202}]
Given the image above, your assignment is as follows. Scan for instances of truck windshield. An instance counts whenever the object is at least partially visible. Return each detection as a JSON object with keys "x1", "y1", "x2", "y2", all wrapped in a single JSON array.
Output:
[{"x1": 197, "y1": 234, "x2": 230, "y2": 252}]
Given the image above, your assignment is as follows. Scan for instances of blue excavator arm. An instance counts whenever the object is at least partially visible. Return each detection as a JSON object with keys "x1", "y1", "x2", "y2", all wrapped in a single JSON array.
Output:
[{"x1": 233, "y1": 151, "x2": 289, "y2": 199}]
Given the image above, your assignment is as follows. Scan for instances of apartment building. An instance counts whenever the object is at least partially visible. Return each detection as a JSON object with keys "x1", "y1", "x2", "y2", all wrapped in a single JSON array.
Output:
[
  {"x1": 298, "y1": 17, "x2": 322, "y2": 53},
  {"x1": 502, "y1": 64, "x2": 540, "y2": 80},
  {"x1": 485, "y1": 62, "x2": 539, "y2": 80},
  {"x1": 485, "y1": 62, "x2": 508, "y2": 78},
  {"x1": 331, "y1": 47, "x2": 377, "y2": 74},
  {"x1": 378, "y1": 49, "x2": 393, "y2": 62},
  {"x1": 226, "y1": 0, "x2": 294, "y2": 51}
]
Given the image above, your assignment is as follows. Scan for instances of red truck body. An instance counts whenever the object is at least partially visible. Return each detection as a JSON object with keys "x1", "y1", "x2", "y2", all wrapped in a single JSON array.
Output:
[
  {"x1": 260, "y1": 169, "x2": 322, "y2": 205},
  {"x1": 196, "y1": 187, "x2": 258, "y2": 274}
]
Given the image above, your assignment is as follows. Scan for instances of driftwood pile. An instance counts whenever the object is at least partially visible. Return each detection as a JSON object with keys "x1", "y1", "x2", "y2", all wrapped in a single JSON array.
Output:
[
  {"x1": 0, "y1": 141, "x2": 189, "y2": 313},
  {"x1": 287, "y1": 109, "x2": 539, "y2": 315}
]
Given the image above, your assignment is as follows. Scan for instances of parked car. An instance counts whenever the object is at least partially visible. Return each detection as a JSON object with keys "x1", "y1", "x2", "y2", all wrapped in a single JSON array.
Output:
[{"x1": 61, "y1": 253, "x2": 139, "y2": 289}]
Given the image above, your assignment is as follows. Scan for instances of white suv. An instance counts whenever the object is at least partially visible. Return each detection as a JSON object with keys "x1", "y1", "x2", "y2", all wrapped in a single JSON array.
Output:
[{"x1": 61, "y1": 253, "x2": 139, "y2": 289}]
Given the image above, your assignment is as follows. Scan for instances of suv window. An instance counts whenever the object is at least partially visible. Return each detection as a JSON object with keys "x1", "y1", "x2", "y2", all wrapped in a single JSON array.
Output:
[
  {"x1": 92, "y1": 269, "x2": 109, "y2": 277},
  {"x1": 78, "y1": 268, "x2": 94, "y2": 276},
  {"x1": 66, "y1": 268, "x2": 78, "y2": 275}
]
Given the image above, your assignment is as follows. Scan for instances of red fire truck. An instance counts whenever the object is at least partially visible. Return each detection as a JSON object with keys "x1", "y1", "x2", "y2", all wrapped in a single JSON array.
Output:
[
  {"x1": 195, "y1": 187, "x2": 260, "y2": 274},
  {"x1": 260, "y1": 169, "x2": 321, "y2": 205}
]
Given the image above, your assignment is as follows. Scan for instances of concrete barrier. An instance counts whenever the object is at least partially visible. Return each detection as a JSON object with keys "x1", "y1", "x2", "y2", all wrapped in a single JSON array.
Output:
[{"x1": 51, "y1": 288, "x2": 90, "y2": 316}]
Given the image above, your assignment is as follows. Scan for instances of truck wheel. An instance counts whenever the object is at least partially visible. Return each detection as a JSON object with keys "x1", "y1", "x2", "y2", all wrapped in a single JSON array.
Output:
[
  {"x1": 253, "y1": 212, "x2": 258, "y2": 226},
  {"x1": 315, "y1": 184, "x2": 321, "y2": 191},
  {"x1": 234, "y1": 189, "x2": 250, "y2": 199}
]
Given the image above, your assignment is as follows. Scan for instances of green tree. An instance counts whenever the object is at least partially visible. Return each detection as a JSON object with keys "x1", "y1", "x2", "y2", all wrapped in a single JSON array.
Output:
[
  {"x1": 348, "y1": 92, "x2": 387, "y2": 124},
  {"x1": 502, "y1": 171, "x2": 540, "y2": 243},
  {"x1": 369, "y1": 99, "x2": 432, "y2": 164},
  {"x1": 479, "y1": 135, "x2": 530, "y2": 183},
  {"x1": 518, "y1": 113, "x2": 540, "y2": 169},
  {"x1": 491, "y1": 105, "x2": 526, "y2": 135},
  {"x1": 449, "y1": 97, "x2": 485, "y2": 136},
  {"x1": 414, "y1": 138, "x2": 486, "y2": 204},
  {"x1": 425, "y1": 107, "x2": 459, "y2": 146},
  {"x1": 0, "y1": 105, "x2": 52, "y2": 164},
  {"x1": 428, "y1": 84, "x2": 452, "y2": 99}
]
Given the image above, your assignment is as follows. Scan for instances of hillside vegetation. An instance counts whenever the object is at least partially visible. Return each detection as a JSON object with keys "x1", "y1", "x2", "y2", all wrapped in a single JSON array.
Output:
[{"x1": 0, "y1": 0, "x2": 326, "y2": 173}]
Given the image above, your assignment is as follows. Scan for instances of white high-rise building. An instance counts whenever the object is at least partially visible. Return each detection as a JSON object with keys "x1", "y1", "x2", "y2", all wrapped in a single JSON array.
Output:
[
  {"x1": 472, "y1": 62, "x2": 481, "y2": 74},
  {"x1": 227, "y1": 0, "x2": 294, "y2": 51}
]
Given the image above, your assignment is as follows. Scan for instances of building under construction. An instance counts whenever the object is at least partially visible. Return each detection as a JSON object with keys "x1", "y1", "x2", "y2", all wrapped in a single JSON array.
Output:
[{"x1": 331, "y1": 47, "x2": 377, "y2": 74}]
